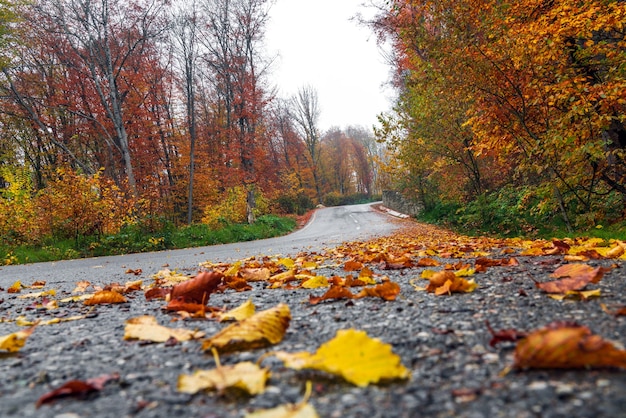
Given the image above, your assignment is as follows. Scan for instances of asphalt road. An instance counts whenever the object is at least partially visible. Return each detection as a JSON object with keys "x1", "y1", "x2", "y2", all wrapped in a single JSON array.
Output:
[{"x1": 0, "y1": 203, "x2": 400, "y2": 288}]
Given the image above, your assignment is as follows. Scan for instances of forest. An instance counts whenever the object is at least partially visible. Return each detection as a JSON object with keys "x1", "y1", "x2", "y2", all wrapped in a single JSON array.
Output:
[
  {"x1": 1, "y1": 0, "x2": 625, "y2": 262},
  {"x1": 0, "y1": 0, "x2": 382, "y2": 259},
  {"x1": 371, "y1": 0, "x2": 626, "y2": 235}
]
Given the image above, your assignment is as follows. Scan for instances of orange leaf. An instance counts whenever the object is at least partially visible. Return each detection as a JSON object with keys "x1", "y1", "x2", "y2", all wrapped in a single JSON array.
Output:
[
  {"x1": 170, "y1": 271, "x2": 224, "y2": 303},
  {"x1": 356, "y1": 282, "x2": 401, "y2": 301},
  {"x1": 344, "y1": 260, "x2": 363, "y2": 271},
  {"x1": 239, "y1": 268, "x2": 270, "y2": 281},
  {"x1": 84, "y1": 290, "x2": 127, "y2": 305},
  {"x1": 514, "y1": 323, "x2": 626, "y2": 370},
  {"x1": 536, "y1": 263, "x2": 603, "y2": 294},
  {"x1": 309, "y1": 285, "x2": 355, "y2": 305},
  {"x1": 417, "y1": 257, "x2": 440, "y2": 267},
  {"x1": 164, "y1": 297, "x2": 207, "y2": 315},
  {"x1": 223, "y1": 276, "x2": 252, "y2": 292}
]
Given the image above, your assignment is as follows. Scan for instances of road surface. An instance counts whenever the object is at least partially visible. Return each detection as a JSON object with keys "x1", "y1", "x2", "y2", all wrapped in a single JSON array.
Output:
[{"x1": 0, "y1": 203, "x2": 401, "y2": 287}]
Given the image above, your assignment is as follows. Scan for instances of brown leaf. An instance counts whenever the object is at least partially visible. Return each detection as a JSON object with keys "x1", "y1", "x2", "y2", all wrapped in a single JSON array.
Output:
[
  {"x1": 485, "y1": 320, "x2": 527, "y2": 347},
  {"x1": 514, "y1": 322, "x2": 626, "y2": 370},
  {"x1": 36, "y1": 373, "x2": 119, "y2": 407},
  {"x1": 416, "y1": 257, "x2": 440, "y2": 267},
  {"x1": 223, "y1": 276, "x2": 252, "y2": 292},
  {"x1": 170, "y1": 271, "x2": 224, "y2": 303},
  {"x1": 84, "y1": 290, "x2": 127, "y2": 305},
  {"x1": 536, "y1": 263, "x2": 603, "y2": 294},
  {"x1": 344, "y1": 260, "x2": 363, "y2": 271},
  {"x1": 356, "y1": 282, "x2": 401, "y2": 301},
  {"x1": 239, "y1": 267, "x2": 270, "y2": 281},
  {"x1": 164, "y1": 297, "x2": 206, "y2": 315},
  {"x1": 144, "y1": 287, "x2": 170, "y2": 301},
  {"x1": 309, "y1": 285, "x2": 355, "y2": 305}
]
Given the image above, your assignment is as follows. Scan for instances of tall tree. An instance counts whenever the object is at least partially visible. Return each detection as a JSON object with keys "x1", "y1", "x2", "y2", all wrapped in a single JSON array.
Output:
[{"x1": 291, "y1": 85, "x2": 323, "y2": 203}]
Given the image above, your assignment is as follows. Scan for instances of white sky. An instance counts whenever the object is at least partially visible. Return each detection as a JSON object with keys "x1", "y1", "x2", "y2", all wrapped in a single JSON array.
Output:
[{"x1": 265, "y1": 0, "x2": 392, "y2": 133}]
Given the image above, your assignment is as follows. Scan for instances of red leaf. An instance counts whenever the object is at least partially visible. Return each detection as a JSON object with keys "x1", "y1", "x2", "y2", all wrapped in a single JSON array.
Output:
[
  {"x1": 36, "y1": 373, "x2": 119, "y2": 407},
  {"x1": 485, "y1": 320, "x2": 528, "y2": 347},
  {"x1": 170, "y1": 271, "x2": 223, "y2": 304}
]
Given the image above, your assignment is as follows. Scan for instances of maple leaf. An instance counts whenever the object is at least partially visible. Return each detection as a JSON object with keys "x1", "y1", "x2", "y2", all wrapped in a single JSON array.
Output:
[
  {"x1": 535, "y1": 263, "x2": 603, "y2": 294},
  {"x1": 514, "y1": 322, "x2": 626, "y2": 370},
  {"x1": 83, "y1": 290, "x2": 127, "y2": 305},
  {"x1": 178, "y1": 361, "x2": 269, "y2": 395},
  {"x1": 272, "y1": 329, "x2": 410, "y2": 387},
  {"x1": 202, "y1": 303, "x2": 290, "y2": 353},
  {"x1": 0, "y1": 325, "x2": 36, "y2": 353},
  {"x1": 123, "y1": 315, "x2": 205, "y2": 343},
  {"x1": 170, "y1": 271, "x2": 224, "y2": 303},
  {"x1": 36, "y1": 373, "x2": 119, "y2": 407}
]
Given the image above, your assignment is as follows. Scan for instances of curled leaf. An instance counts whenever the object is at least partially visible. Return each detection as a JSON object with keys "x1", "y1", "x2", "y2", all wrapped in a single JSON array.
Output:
[
  {"x1": 217, "y1": 299, "x2": 256, "y2": 322},
  {"x1": 84, "y1": 290, "x2": 127, "y2": 305},
  {"x1": 536, "y1": 263, "x2": 603, "y2": 294},
  {"x1": 170, "y1": 271, "x2": 224, "y2": 303},
  {"x1": 514, "y1": 322, "x2": 626, "y2": 370},
  {"x1": 178, "y1": 361, "x2": 269, "y2": 395},
  {"x1": 355, "y1": 281, "x2": 401, "y2": 301},
  {"x1": 0, "y1": 325, "x2": 36, "y2": 352},
  {"x1": 36, "y1": 373, "x2": 119, "y2": 407},
  {"x1": 202, "y1": 303, "x2": 290, "y2": 353}
]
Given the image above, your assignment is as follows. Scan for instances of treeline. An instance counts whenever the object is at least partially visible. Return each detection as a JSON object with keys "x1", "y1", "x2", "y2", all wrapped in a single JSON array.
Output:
[
  {"x1": 371, "y1": 0, "x2": 626, "y2": 235},
  {"x1": 0, "y1": 0, "x2": 385, "y2": 246}
]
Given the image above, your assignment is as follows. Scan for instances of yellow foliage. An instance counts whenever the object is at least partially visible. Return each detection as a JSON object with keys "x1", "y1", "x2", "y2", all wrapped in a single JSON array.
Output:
[{"x1": 202, "y1": 186, "x2": 268, "y2": 227}]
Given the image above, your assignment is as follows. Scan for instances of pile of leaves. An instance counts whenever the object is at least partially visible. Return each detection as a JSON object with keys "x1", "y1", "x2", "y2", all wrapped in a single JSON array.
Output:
[{"x1": 2, "y1": 221, "x2": 626, "y2": 415}]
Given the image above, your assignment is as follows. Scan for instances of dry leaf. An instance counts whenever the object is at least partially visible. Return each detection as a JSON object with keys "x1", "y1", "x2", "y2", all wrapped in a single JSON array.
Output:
[
  {"x1": 308, "y1": 285, "x2": 355, "y2": 305},
  {"x1": 514, "y1": 322, "x2": 626, "y2": 370},
  {"x1": 536, "y1": 263, "x2": 603, "y2": 294},
  {"x1": 202, "y1": 303, "x2": 291, "y2": 353},
  {"x1": 72, "y1": 281, "x2": 91, "y2": 293},
  {"x1": 416, "y1": 257, "x2": 440, "y2": 267},
  {"x1": 164, "y1": 298, "x2": 207, "y2": 315},
  {"x1": 245, "y1": 381, "x2": 319, "y2": 418},
  {"x1": 17, "y1": 289, "x2": 56, "y2": 299},
  {"x1": 356, "y1": 282, "x2": 401, "y2": 301},
  {"x1": 273, "y1": 329, "x2": 410, "y2": 387},
  {"x1": 0, "y1": 325, "x2": 36, "y2": 352},
  {"x1": 36, "y1": 373, "x2": 119, "y2": 407},
  {"x1": 178, "y1": 361, "x2": 269, "y2": 395},
  {"x1": 170, "y1": 271, "x2": 224, "y2": 303},
  {"x1": 84, "y1": 290, "x2": 127, "y2": 305},
  {"x1": 426, "y1": 271, "x2": 477, "y2": 295},
  {"x1": 300, "y1": 276, "x2": 329, "y2": 289},
  {"x1": 240, "y1": 268, "x2": 271, "y2": 281},
  {"x1": 124, "y1": 315, "x2": 204, "y2": 343},
  {"x1": 344, "y1": 260, "x2": 363, "y2": 271},
  {"x1": 7, "y1": 280, "x2": 22, "y2": 293},
  {"x1": 217, "y1": 299, "x2": 256, "y2": 322}
]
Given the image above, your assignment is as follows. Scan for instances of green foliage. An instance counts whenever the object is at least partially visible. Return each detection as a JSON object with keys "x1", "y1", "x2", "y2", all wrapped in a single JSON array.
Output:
[
  {"x1": 0, "y1": 215, "x2": 296, "y2": 265},
  {"x1": 273, "y1": 193, "x2": 314, "y2": 215}
]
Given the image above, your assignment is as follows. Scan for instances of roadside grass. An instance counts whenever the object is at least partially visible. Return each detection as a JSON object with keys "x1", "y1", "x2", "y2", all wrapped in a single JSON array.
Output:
[{"x1": 1, "y1": 214, "x2": 296, "y2": 265}]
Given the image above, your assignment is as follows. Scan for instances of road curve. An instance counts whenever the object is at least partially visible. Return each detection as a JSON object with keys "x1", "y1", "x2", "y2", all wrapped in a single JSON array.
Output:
[{"x1": 0, "y1": 203, "x2": 402, "y2": 286}]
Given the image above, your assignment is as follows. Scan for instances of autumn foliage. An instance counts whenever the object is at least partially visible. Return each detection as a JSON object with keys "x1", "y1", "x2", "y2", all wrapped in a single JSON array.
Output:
[{"x1": 372, "y1": 0, "x2": 626, "y2": 230}]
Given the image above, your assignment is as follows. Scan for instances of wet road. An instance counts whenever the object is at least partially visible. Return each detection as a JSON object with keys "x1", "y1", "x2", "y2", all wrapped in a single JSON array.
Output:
[{"x1": 0, "y1": 203, "x2": 401, "y2": 286}]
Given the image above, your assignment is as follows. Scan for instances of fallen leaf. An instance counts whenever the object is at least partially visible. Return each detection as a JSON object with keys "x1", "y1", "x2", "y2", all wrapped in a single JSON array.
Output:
[
  {"x1": 514, "y1": 322, "x2": 626, "y2": 369},
  {"x1": 164, "y1": 298, "x2": 207, "y2": 315},
  {"x1": 0, "y1": 325, "x2": 36, "y2": 352},
  {"x1": 536, "y1": 263, "x2": 603, "y2": 294},
  {"x1": 240, "y1": 268, "x2": 271, "y2": 281},
  {"x1": 309, "y1": 285, "x2": 355, "y2": 305},
  {"x1": 416, "y1": 257, "x2": 440, "y2": 267},
  {"x1": 36, "y1": 373, "x2": 119, "y2": 407},
  {"x1": 178, "y1": 361, "x2": 269, "y2": 395},
  {"x1": 170, "y1": 271, "x2": 224, "y2": 303},
  {"x1": 273, "y1": 329, "x2": 410, "y2": 386},
  {"x1": 202, "y1": 303, "x2": 290, "y2": 353},
  {"x1": 485, "y1": 321, "x2": 527, "y2": 347},
  {"x1": 84, "y1": 290, "x2": 127, "y2": 305},
  {"x1": 344, "y1": 260, "x2": 363, "y2": 271},
  {"x1": 30, "y1": 281, "x2": 46, "y2": 288},
  {"x1": 547, "y1": 289, "x2": 602, "y2": 301},
  {"x1": 300, "y1": 276, "x2": 329, "y2": 289},
  {"x1": 17, "y1": 289, "x2": 56, "y2": 299},
  {"x1": 7, "y1": 280, "x2": 22, "y2": 293},
  {"x1": 72, "y1": 281, "x2": 91, "y2": 293},
  {"x1": 217, "y1": 299, "x2": 256, "y2": 322},
  {"x1": 223, "y1": 276, "x2": 253, "y2": 292},
  {"x1": 124, "y1": 315, "x2": 205, "y2": 343},
  {"x1": 355, "y1": 281, "x2": 401, "y2": 301},
  {"x1": 426, "y1": 271, "x2": 477, "y2": 295}
]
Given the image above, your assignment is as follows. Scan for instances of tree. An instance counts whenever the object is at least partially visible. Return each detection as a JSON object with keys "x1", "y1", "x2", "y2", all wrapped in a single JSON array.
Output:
[{"x1": 291, "y1": 85, "x2": 323, "y2": 203}]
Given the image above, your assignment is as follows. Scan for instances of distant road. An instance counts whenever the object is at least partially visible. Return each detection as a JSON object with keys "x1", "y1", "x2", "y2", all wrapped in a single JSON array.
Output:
[{"x1": 0, "y1": 203, "x2": 402, "y2": 287}]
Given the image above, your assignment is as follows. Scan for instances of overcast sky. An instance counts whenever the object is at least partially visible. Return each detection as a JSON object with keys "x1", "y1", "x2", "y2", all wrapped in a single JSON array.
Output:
[{"x1": 265, "y1": 0, "x2": 393, "y2": 133}]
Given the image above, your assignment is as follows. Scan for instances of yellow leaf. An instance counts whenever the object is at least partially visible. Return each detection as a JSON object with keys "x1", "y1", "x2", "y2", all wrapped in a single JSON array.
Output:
[
  {"x1": 59, "y1": 294, "x2": 94, "y2": 303},
  {"x1": 301, "y1": 276, "x2": 329, "y2": 289},
  {"x1": 278, "y1": 258, "x2": 295, "y2": 269},
  {"x1": 178, "y1": 361, "x2": 269, "y2": 395},
  {"x1": 217, "y1": 299, "x2": 256, "y2": 322},
  {"x1": 124, "y1": 315, "x2": 205, "y2": 343},
  {"x1": 7, "y1": 280, "x2": 22, "y2": 293},
  {"x1": 273, "y1": 329, "x2": 410, "y2": 387},
  {"x1": 151, "y1": 269, "x2": 191, "y2": 286},
  {"x1": 84, "y1": 290, "x2": 127, "y2": 305},
  {"x1": 302, "y1": 260, "x2": 318, "y2": 270},
  {"x1": 202, "y1": 304, "x2": 291, "y2": 353},
  {"x1": 420, "y1": 269, "x2": 437, "y2": 279},
  {"x1": 15, "y1": 315, "x2": 86, "y2": 326},
  {"x1": 224, "y1": 261, "x2": 242, "y2": 277},
  {"x1": 547, "y1": 289, "x2": 601, "y2": 301},
  {"x1": 0, "y1": 325, "x2": 36, "y2": 352},
  {"x1": 454, "y1": 268, "x2": 475, "y2": 277},
  {"x1": 270, "y1": 269, "x2": 296, "y2": 284}
]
